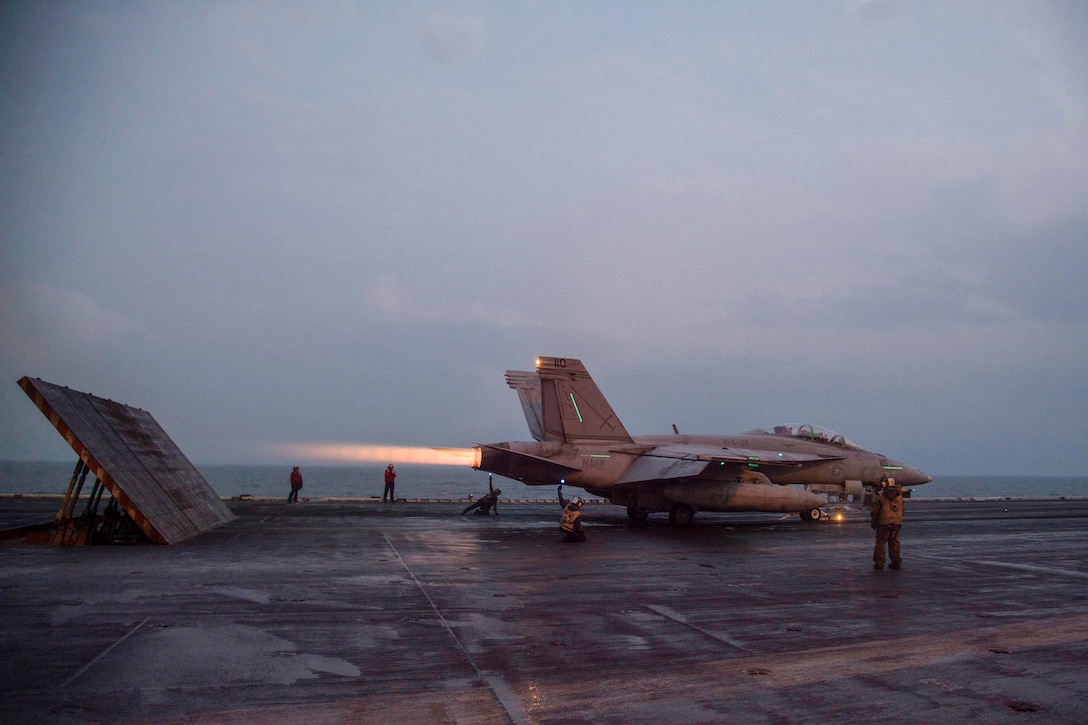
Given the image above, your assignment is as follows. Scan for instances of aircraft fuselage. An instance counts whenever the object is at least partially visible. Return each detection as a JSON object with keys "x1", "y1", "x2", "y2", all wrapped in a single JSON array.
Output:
[
  {"x1": 475, "y1": 356, "x2": 931, "y2": 524},
  {"x1": 474, "y1": 434, "x2": 929, "y2": 491}
]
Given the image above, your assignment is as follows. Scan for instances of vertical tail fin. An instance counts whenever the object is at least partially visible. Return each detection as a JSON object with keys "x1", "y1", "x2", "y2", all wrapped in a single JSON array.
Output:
[
  {"x1": 535, "y1": 357, "x2": 633, "y2": 444},
  {"x1": 505, "y1": 370, "x2": 548, "y2": 441}
]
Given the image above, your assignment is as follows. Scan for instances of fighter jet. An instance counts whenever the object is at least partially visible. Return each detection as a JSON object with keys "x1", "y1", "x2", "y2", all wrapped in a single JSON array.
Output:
[{"x1": 472, "y1": 356, "x2": 932, "y2": 525}]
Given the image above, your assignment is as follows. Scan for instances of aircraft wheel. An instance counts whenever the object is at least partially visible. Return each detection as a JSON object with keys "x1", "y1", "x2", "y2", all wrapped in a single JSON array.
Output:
[
  {"x1": 800, "y1": 508, "x2": 822, "y2": 522},
  {"x1": 669, "y1": 504, "x2": 694, "y2": 527},
  {"x1": 627, "y1": 505, "x2": 650, "y2": 523}
]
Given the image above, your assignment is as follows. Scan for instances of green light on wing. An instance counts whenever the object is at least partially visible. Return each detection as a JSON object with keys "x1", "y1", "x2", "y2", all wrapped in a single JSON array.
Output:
[
  {"x1": 883, "y1": 465, "x2": 904, "y2": 470},
  {"x1": 569, "y1": 393, "x2": 583, "y2": 423}
]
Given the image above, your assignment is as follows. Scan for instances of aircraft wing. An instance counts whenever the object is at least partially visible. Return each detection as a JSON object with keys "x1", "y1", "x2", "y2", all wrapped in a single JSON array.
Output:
[
  {"x1": 700, "y1": 446, "x2": 846, "y2": 466},
  {"x1": 614, "y1": 444, "x2": 844, "y2": 485},
  {"x1": 615, "y1": 450, "x2": 710, "y2": 484}
]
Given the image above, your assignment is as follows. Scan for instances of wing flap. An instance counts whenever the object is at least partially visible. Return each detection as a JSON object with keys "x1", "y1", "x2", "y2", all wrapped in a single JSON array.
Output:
[{"x1": 616, "y1": 453, "x2": 709, "y2": 484}]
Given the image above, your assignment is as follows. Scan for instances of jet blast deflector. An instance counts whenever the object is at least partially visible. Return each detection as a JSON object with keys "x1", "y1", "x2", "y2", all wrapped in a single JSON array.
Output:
[{"x1": 17, "y1": 377, "x2": 234, "y2": 544}]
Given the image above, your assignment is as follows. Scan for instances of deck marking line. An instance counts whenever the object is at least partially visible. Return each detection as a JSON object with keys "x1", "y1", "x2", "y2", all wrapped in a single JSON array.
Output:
[{"x1": 383, "y1": 532, "x2": 524, "y2": 725}]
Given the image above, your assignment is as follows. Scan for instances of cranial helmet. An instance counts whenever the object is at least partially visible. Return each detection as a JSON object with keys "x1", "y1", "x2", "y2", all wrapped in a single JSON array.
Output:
[{"x1": 571, "y1": 496, "x2": 584, "y2": 507}]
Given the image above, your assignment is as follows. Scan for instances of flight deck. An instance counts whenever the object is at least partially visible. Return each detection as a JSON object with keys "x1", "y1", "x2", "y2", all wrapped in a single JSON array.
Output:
[{"x1": 1, "y1": 496, "x2": 1087, "y2": 724}]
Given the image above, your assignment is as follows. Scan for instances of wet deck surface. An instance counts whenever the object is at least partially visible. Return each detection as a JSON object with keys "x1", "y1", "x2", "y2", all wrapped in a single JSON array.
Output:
[{"x1": 2, "y1": 496, "x2": 1087, "y2": 723}]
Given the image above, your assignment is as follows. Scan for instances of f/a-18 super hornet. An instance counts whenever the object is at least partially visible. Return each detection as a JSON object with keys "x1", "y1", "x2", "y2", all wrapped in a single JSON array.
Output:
[{"x1": 472, "y1": 356, "x2": 931, "y2": 525}]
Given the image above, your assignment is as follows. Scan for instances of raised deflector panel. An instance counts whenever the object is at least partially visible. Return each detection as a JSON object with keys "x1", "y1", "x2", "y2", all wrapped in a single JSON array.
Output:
[{"x1": 17, "y1": 376, "x2": 234, "y2": 544}]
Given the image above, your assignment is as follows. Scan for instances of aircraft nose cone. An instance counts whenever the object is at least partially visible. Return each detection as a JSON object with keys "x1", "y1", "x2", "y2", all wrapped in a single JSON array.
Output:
[{"x1": 896, "y1": 466, "x2": 932, "y2": 486}]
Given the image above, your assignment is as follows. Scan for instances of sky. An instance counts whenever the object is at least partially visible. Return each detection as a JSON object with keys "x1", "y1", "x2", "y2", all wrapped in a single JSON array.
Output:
[{"x1": 1, "y1": 1, "x2": 1086, "y2": 476}]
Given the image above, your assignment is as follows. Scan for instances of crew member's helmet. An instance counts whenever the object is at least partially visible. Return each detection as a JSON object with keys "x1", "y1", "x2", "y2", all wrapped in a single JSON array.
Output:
[{"x1": 571, "y1": 496, "x2": 584, "y2": 508}]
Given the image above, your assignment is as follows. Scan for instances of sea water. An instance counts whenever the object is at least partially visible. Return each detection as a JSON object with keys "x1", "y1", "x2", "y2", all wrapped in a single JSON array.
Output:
[
  {"x1": 0, "y1": 460, "x2": 493, "y2": 500},
  {"x1": 0, "y1": 460, "x2": 1085, "y2": 500}
]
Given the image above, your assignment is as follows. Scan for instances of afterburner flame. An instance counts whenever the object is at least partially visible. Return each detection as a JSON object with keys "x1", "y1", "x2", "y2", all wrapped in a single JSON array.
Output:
[{"x1": 276, "y1": 443, "x2": 475, "y2": 466}]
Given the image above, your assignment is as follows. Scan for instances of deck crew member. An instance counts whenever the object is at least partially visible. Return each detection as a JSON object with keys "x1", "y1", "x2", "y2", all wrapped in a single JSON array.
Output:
[
  {"x1": 383, "y1": 464, "x2": 397, "y2": 502},
  {"x1": 288, "y1": 466, "x2": 303, "y2": 504},
  {"x1": 558, "y1": 485, "x2": 586, "y2": 543},
  {"x1": 462, "y1": 477, "x2": 502, "y2": 516},
  {"x1": 871, "y1": 477, "x2": 904, "y2": 570}
]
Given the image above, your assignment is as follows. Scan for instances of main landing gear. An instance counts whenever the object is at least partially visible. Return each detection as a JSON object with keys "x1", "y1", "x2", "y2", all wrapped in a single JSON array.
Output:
[
  {"x1": 626, "y1": 504, "x2": 697, "y2": 526},
  {"x1": 798, "y1": 508, "x2": 823, "y2": 522},
  {"x1": 668, "y1": 504, "x2": 694, "y2": 527}
]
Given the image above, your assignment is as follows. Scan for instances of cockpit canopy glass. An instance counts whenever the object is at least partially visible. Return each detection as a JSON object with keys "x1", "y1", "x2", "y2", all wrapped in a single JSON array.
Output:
[{"x1": 745, "y1": 424, "x2": 861, "y2": 450}]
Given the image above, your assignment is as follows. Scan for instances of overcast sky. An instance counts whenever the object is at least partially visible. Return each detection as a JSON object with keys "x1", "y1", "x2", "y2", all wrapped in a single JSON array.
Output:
[{"x1": 2, "y1": 1, "x2": 1086, "y2": 476}]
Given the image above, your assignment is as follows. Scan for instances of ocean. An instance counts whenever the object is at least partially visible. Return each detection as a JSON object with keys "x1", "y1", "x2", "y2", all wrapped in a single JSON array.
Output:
[
  {"x1": 1, "y1": 460, "x2": 1085, "y2": 501},
  {"x1": 0, "y1": 461, "x2": 491, "y2": 500}
]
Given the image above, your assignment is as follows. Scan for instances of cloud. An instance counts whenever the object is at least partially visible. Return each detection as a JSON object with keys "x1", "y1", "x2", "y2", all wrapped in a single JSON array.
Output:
[
  {"x1": 0, "y1": 280, "x2": 147, "y2": 369},
  {"x1": 852, "y1": 0, "x2": 901, "y2": 22},
  {"x1": 418, "y1": 12, "x2": 486, "y2": 66},
  {"x1": 1, "y1": 2, "x2": 1086, "y2": 474},
  {"x1": 364, "y1": 275, "x2": 412, "y2": 315},
  {"x1": 363, "y1": 275, "x2": 524, "y2": 328},
  {"x1": 987, "y1": 216, "x2": 1088, "y2": 324}
]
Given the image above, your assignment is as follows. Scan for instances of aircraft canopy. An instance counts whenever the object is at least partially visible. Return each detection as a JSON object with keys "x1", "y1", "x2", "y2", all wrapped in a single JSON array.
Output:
[{"x1": 745, "y1": 424, "x2": 862, "y2": 450}]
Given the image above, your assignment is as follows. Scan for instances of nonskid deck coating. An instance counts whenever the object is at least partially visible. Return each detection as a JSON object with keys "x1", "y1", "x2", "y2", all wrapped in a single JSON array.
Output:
[{"x1": 1, "y1": 497, "x2": 1087, "y2": 723}]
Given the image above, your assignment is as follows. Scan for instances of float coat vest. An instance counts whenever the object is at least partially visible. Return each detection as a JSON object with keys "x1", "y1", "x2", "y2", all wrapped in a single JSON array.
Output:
[
  {"x1": 560, "y1": 506, "x2": 581, "y2": 533},
  {"x1": 872, "y1": 488, "x2": 904, "y2": 527}
]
